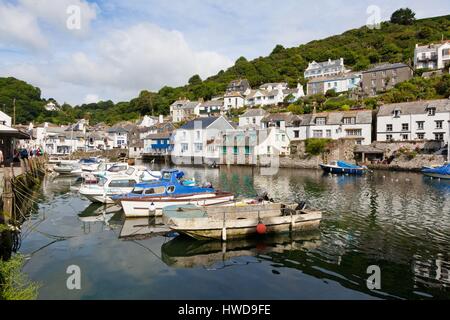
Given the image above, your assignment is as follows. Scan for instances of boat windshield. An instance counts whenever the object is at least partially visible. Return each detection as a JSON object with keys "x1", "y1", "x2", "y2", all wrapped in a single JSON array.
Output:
[
  {"x1": 161, "y1": 171, "x2": 172, "y2": 180},
  {"x1": 125, "y1": 167, "x2": 135, "y2": 175},
  {"x1": 131, "y1": 187, "x2": 145, "y2": 195},
  {"x1": 97, "y1": 176, "x2": 108, "y2": 187},
  {"x1": 108, "y1": 165, "x2": 127, "y2": 172}
]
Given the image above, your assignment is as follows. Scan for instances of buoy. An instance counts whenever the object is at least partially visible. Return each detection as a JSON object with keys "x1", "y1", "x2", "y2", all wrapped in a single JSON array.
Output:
[{"x1": 256, "y1": 223, "x2": 267, "y2": 235}]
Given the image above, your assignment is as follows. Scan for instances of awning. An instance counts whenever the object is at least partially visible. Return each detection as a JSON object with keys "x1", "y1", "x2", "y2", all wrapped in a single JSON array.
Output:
[{"x1": 0, "y1": 124, "x2": 32, "y2": 139}]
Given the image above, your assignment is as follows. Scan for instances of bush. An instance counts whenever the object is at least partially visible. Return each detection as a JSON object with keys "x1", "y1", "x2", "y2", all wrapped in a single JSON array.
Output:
[
  {"x1": 305, "y1": 138, "x2": 332, "y2": 156},
  {"x1": 0, "y1": 254, "x2": 40, "y2": 300}
]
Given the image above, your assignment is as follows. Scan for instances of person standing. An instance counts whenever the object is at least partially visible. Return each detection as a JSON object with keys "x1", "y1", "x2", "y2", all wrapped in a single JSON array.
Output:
[{"x1": 0, "y1": 149, "x2": 4, "y2": 167}]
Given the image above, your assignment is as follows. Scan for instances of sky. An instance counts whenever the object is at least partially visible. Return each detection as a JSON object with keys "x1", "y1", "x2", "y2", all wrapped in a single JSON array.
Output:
[{"x1": 0, "y1": 0, "x2": 449, "y2": 106}]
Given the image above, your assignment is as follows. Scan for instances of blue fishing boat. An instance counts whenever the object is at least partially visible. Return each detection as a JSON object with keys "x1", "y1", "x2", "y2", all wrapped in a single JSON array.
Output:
[
  {"x1": 320, "y1": 161, "x2": 368, "y2": 175},
  {"x1": 422, "y1": 163, "x2": 450, "y2": 180},
  {"x1": 112, "y1": 169, "x2": 234, "y2": 217}
]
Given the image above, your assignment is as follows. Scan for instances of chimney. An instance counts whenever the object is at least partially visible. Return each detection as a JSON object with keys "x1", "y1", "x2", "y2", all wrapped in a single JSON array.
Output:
[{"x1": 159, "y1": 114, "x2": 164, "y2": 123}]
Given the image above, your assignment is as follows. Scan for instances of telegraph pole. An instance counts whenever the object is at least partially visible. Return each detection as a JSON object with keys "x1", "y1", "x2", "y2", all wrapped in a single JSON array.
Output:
[{"x1": 13, "y1": 98, "x2": 16, "y2": 126}]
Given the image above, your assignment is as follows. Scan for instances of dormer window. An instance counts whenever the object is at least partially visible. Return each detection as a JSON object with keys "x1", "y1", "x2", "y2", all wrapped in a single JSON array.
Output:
[
  {"x1": 393, "y1": 109, "x2": 401, "y2": 118},
  {"x1": 316, "y1": 117, "x2": 326, "y2": 125},
  {"x1": 343, "y1": 117, "x2": 356, "y2": 125},
  {"x1": 427, "y1": 107, "x2": 436, "y2": 116}
]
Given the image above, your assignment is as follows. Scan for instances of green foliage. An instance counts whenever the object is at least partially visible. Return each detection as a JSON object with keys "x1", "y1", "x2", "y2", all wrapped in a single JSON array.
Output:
[
  {"x1": 0, "y1": 254, "x2": 40, "y2": 300},
  {"x1": 390, "y1": 8, "x2": 416, "y2": 25},
  {"x1": 287, "y1": 104, "x2": 304, "y2": 115},
  {"x1": 305, "y1": 138, "x2": 332, "y2": 156}
]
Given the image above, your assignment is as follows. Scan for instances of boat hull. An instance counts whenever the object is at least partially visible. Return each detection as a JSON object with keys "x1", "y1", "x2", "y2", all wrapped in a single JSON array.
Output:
[
  {"x1": 165, "y1": 211, "x2": 322, "y2": 241},
  {"x1": 79, "y1": 187, "x2": 135, "y2": 204},
  {"x1": 422, "y1": 172, "x2": 450, "y2": 180},
  {"x1": 320, "y1": 164, "x2": 366, "y2": 175},
  {"x1": 120, "y1": 193, "x2": 235, "y2": 217}
]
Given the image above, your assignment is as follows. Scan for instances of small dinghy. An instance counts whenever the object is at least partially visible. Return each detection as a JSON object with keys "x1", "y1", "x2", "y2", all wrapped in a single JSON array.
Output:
[
  {"x1": 320, "y1": 161, "x2": 367, "y2": 175},
  {"x1": 422, "y1": 163, "x2": 450, "y2": 180},
  {"x1": 162, "y1": 201, "x2": 322, "y2": 241}
]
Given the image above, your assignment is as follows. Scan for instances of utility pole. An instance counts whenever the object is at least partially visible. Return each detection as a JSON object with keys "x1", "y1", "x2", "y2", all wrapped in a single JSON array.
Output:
[{"x1": 13, "y1": 98, "x2": 16, "y2": 126}]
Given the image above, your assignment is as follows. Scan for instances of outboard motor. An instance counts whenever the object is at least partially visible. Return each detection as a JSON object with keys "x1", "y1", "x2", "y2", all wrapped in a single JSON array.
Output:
[
  {"x1": 295, "y1": 201, "x2": 307, "y2": 211},
  {"x1": 203, "y1": 182, "x2": 213, "y2": 189}
]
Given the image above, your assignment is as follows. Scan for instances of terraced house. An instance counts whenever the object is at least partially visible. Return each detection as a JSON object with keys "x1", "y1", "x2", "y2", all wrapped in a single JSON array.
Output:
[
  {"x1": 170, "y1": 99, "x2": 201, "y2": 123},
  {"x1": 376, "y1": 99, "x2": 450, "y2": 144}
]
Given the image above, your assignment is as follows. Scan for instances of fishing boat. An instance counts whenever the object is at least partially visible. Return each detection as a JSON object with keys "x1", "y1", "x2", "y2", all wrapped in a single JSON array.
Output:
[
  {"x1": 162, "y1": 201, "x2": 322, "y2": 241},
  {"x1": 320, "y1": 161, "x2": 368, "y2": 175},
  {"x1": 422, "y1": 163, "x2": 450, "y2": 180},
  {"x1": 79, "y1": 168, "x2": 161, "y2": 204},
  {"x1": 79, "y1": 157, "x2": 104, "y2": 172},
  {"x1": 113, "y1": 169, "x2": 234, "y2": 217},
  {"x1": 53, "y1": 161, "x2": 83, "y2": 176}
]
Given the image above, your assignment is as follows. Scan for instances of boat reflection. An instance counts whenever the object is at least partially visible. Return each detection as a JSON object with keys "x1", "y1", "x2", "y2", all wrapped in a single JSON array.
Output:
[
  {"x1": 120, "y1": 217, "x2": 171, "y2": 239},
  {"x1": 161, "y1": 231, "x2": 321, "y2": 269}
]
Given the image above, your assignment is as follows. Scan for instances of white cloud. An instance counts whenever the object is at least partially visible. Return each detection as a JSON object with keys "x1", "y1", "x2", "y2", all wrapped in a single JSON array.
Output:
[
  {"x1": 84, "y1": 94, "x2": 100, "y2": 104},
  {"x1": 0, "y1": 2, "x2": 48, "y2": 50}
]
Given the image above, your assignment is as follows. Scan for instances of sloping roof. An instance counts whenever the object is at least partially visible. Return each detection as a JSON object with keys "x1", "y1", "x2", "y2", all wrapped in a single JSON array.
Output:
[
  {"x1": 362, "y1": 63, "x2": 410, "y2": 73},
  {"x1": 309, "y1": 110, "x2": 372, "y2": 125},
  {"x1": 107, "y1": 127, "x2": 129, "y2": 133},
  {"x1": 259, "y1": 82, "x2": 287, "y2": 89},
  {"x1": 306, "y1": 58, "x2": 343, "y2": 70},
  {"x1": 224, "y1": 91, "x2": 244, "y2": 98},
  {"x1": 200, "y1": 100, "x2": 224, "y2": 108},
  {"x1": 307, "y1": 72, "x2": 361, "y2": 84},
  {"x1": 355, "y1": 145, "x2": 384, "y2": 154},
  {"x1": 261, "y1": 113, "x2": 301, "y2": 126},
  {"x1": 241, "y1": 108, "x2": 268, "y2": 118},
  {"x1": 415, "y1": 41, "x2": 450, "y2": 53},
  {"x1": 180, "y1": 117, "x2": 219, "y2": 130},
  {"x1": 145, "y1": 132, "x2": 172, "y2": 140},
  {"x1": 377, "y1": 99, "x2": 450, "y2": 117}
]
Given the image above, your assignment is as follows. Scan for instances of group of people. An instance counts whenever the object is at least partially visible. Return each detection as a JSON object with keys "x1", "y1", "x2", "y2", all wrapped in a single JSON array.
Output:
[{"x1": 13, "y1": 146, "x2": 45, "y2": 162}]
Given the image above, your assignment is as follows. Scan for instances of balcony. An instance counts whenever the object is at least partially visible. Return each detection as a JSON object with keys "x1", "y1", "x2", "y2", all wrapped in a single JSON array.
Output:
[{"x1": 417, "y1": 55, "x2": 438, "y2": 62}]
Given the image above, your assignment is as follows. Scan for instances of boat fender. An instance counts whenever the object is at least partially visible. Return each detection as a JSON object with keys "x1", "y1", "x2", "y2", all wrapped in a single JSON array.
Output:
[
  {"x1": 256, "y1": 223, "x2": 267, "y2": 235},
  {"x1": 222, "y1": 227, "x2": 227, "y2": 241}
]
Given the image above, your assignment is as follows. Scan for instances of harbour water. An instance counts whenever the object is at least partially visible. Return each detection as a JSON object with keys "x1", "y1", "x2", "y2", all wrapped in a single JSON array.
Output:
[{"x1": 18, "y1": 165, "x2": 450, "y2": 300}]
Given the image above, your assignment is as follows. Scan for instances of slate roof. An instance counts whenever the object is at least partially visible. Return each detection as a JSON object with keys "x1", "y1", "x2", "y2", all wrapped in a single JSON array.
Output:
[
  {"x1": 180, "y1": 117, "x2": 219, "y2": 130},
  {"x1": 261, "y1": 113, "x2": 302, "y2": 126},
  {"x1": 377, "y1": 99, "x2": 450, "y2": 117},
  {"x1": 200, "y1": 100, "x2": 224, "y2": 108},
  {"x1": 362, "y1": 63, "x2": 410, "y2": 73},
  {"x1": 241, "y1": 108, "x2": 268, "y2": 118},
  {"x1": 308, "y1": 110, "x2": 372, "y2": 125}
]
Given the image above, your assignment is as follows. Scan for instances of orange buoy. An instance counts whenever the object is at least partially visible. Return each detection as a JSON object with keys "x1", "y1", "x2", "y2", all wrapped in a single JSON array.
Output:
[{"x1": 256, "y1": 223, "x2": 267, "y2": 235}]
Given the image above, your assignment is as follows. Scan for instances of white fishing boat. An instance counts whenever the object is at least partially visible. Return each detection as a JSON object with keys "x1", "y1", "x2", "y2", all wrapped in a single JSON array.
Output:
[
  {"x1": 79, "y1": 168, "x2": 161, "y2": 204},
  {"x1": 162, "y1": 201, "x2": 322, "y2": 241},
  {"x1": 53, "y1": 161, "x2": 83, "y2": 176}
]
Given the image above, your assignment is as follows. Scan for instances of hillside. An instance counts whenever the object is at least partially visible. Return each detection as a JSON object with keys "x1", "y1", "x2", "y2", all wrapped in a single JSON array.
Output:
[{"x1": 1, "y1": 11, "x2": 450, "y2": 125}]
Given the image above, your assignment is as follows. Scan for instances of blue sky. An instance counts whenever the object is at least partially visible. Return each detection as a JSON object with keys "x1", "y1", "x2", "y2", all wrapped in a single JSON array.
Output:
[{"x1": 0, "y1": 0, "x2": 449, "y2": 105}]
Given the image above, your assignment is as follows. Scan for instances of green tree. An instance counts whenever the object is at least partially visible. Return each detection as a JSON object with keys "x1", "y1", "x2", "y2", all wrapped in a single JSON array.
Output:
[
  {"x1": 188, "y1": 74, "x2": 202, "y2": 86},
  {"x1": 390, "y1": 8, "x2": 416, "y2": 25}
]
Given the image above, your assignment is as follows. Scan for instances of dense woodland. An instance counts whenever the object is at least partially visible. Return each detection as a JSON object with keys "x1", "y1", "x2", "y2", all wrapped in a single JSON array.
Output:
[{"x1": 1, "y1": 9, "x2": 450, "y2": 125}]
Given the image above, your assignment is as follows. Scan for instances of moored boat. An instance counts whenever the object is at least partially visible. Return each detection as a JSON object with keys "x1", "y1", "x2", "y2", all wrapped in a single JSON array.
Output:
[
  {"x1": 422, "y1": 163, "x2": 450, "y2": 180},
  {"x1": 113, "y1": 169, "x2": 234, "y2": 217},
  {"x1": 320, "y1": 161, "x2": 367, "y2": 175},
  {"x1": 162, "y1": 201, "x2": 322, "y2": 241},
  {"x1": 53, "y1": 161, "x2": 83, "y2": 176}
]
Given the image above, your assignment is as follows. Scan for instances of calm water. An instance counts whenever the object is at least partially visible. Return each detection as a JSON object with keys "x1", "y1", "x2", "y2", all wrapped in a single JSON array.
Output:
[{"x1": 19, "y1": 164, "x2": 450, "y2": 300}]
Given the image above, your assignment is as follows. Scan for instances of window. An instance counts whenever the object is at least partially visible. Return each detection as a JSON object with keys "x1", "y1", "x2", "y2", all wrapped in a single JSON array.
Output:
[
  {"x1": 315, "y1": 117, "x2": 326, "y2": 125},
  {"x1": 402, "y1": 123, "x2": 409, "y2": 131},
  {"x1": 252, "y1": 117, "x2": 256, "y2": 124},
  {"x1": 233, "y1": 146, "x2": 238, "y2": 155},
  {"x1": 436, "y1": 121, "x2": 443, "y2": 129},
  {"x1": 417, "y1": 133, "x2": 425, "y2": 140},
  {"x1": 167, "y1": 186, "x2": 175, "y2": 193},
  {"x1": 222, "y1": 146, "x2": 227, "y2": 154},
  {"x1": 181, "y1": 143, "x2": 188, "y2": 152},
  {"x1": 386, "y1": 124, "x2": 393, "y2": 132},
  {"x1": 267, "y1": 146, "x2": 271, "y2": 154},
  {"x1": 281, "y1": 135, "x2": 286, "y2": 142},
  {"x1": 435, "y1": 133, "x2": 444, "y2": 141},
  {"x1": 371, "y1": 80, "x2": 376, "y2": 87},
  {"x1": 428, "y1": 108, "x2": 436, "y2": 116},
  {"x1": 194, "y1": 143, "x2": 203, "y2": 152},
  {"x1": 394, "y1": 110, "x2": 401, "y2": 117},
  {"x1": 144, "y1": 186, "x2": 166, "y2": 195},
  {"x1": 182, "y1": 131, "x2": 187, "y2": 140},
  {"x1": 313, "y1": 130, "x2": 323, "y2": 138},
  {"x1": 108, "y1": 180, "x2": 137, "y2": 188},
  {"x1": 402, "y1": 134, "x2": 409, "y2": 141},
  {"x1": 343, "y1": 117, "x2": 356, "y2": 125},
  {"x1": 245, "y1": 146, "x2": 251, "y2": 155},
  {"x1": 386, "y1": 134, "x2": 393, "y2": 141},
  {"x1": 346, "y1": 129, "x2": 362, "y2": 136},
  {"x1": 326, "y1": 130, "x2": 332, "y2": 138},
  {"x1": 196, "y1": 131, "x2": 201, "y2": 140},
  {"x1": 417, "y1": 121, "x2": 424, "y2": 130},
  {"x1": 294, "y1": 130, "x2": 300, "y2": 138}
]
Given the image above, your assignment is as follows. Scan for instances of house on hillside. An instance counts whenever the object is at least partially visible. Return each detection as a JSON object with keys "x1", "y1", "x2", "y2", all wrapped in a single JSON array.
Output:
[
  {"x1": 171, "y1": 116, "x2": 235, "y2": 165},
  {"x1": 304, "y1": 58, "x2": 347, "y2": 79},
  {"x1": 223, "y1": 91, "x2": 245, "y2": 110},
  {"x1": 261, "y1": 112, "x2": 306, "y2": 141},
  {"x1": 414, "y1": 41, "x2": 450, "y2": 70},
  {"x1": 361, "y1": 63, "x2": 413, "y2": 97},
  {"x1": 143, "y1": 132, "x2": 173, "y2": 156},
  {"x1": 376, "y1": 99, "x2": 450, "y2": 144},
  {"x1": 307, "y1": 73, "x2": 361, "y2": 96},
  {"x1": 238, "y1": 108, "x2": 269, "y2": 129},
  {"x1": 170, "y1": 99, "x2": 201, "y2": 123},
  {"x1": 107, "y1": 127, "x2": 129, "y2": 148},
  {"x1": 199, "y1": 100, "x2": 225, "y2": 117},
  {"x1": 226, "y1": 79, "x2": 251, "y2": 95}
]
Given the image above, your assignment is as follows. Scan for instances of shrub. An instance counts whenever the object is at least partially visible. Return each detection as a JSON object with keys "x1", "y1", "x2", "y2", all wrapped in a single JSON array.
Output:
[
  {"x1": 0, "y1": 254, "x2": 40, "y2": 300},
  {"x1": 305, "y1": 138, "x2": 332, "y2": 156}
]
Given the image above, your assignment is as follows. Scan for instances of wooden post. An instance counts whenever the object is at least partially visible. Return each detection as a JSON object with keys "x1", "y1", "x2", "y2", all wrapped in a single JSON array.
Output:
[
  {"x1": 2, "y1": 168, "x2": 14, "y2": 224},
  {"x1": 20, "y1": 158, "x2": 25, "y2": 175}
]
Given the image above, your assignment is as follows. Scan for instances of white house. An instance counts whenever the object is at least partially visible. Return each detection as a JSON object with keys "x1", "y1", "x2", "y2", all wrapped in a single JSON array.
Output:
[
  {"x1": 171, "y1": 116, "x2": 235, "y2": 165},
  {"x1": 260, "y1": 113, "x2": 304, "y2": 140},
  {"x1": 304, "y1": 58, "x2": 348, "y2": 79},
  {"x1": 44, "y1": 102, "x2": 58, "y2": 111},
  {"x1": 223, "y1": 92, "x2": 245, "y2": 109},
  {"x1": 199, "y1": 100, "x2": 225, "y2": 117},
  {"x1": 414, "y1": 41, "x2": 450, "y2": 70},
  {"x1": 246, "y1": 89, "x2": 285, "y2": 107},
  {"x1": 0, "y1": 111, "x2": 12, "y2": 127},
  {"x1": 238, "y1": 108, "x2": 269, "y2": 128},
  {"x1": 307, "y1": 73, "x2": 361, "y2": 95},
  {"x1": 170, "y1": 99, "x2": 201, "y2": 123},
  {"x1": 303, "y1": 110, "x2": 373, "y2": 145},
  {"x1": 376, "y1": 99, "x2": 450, "y2": 144},
  {"x1": 107, "y1": 127, "x2": 129, "y2": 148},
  {"x1": 139, "y1": 115, "x2": 163, "y2": 128},
  {"x1": 283, "y1": 84, "x2": 305, "y2": 102}
]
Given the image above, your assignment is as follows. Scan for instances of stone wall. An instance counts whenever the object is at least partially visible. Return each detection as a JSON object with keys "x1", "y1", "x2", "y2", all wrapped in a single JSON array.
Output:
[
  {"x1": 372, "y1": 141, "x2": 443, "y2": 158},
  {"x1": 369, "y1": 154, "x2": 446, "y2": 171}
]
